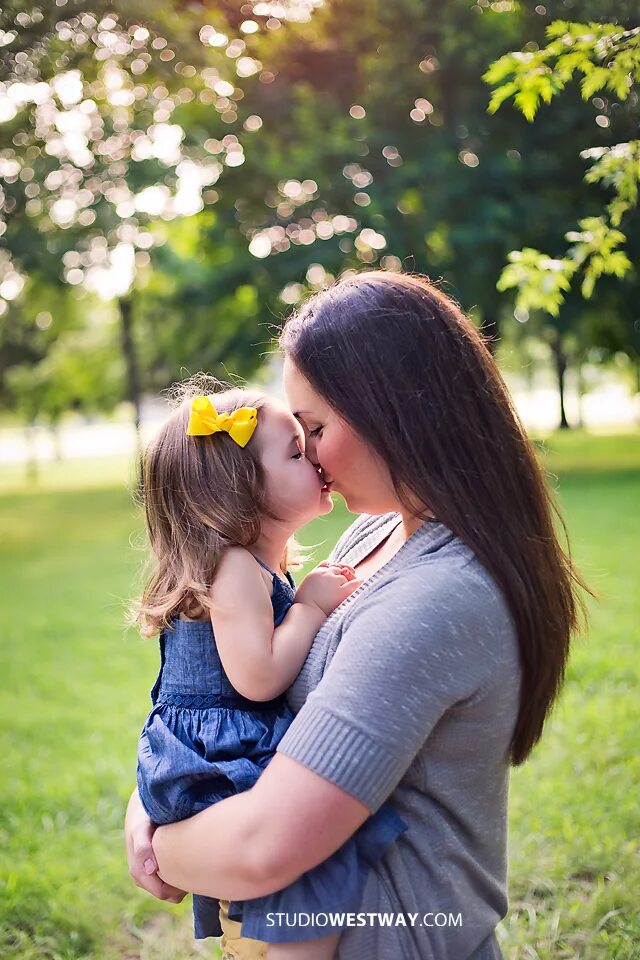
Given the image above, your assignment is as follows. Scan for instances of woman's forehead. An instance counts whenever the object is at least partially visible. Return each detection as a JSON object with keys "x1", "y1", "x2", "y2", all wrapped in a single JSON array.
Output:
[{"x1": 282, "y1": 358, "x2": 326, "y2": 419}]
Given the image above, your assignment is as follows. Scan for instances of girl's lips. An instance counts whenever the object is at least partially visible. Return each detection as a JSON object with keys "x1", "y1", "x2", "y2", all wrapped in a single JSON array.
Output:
[{"x1": 320, "y1": 480, "x2": 334, "y2": 494}]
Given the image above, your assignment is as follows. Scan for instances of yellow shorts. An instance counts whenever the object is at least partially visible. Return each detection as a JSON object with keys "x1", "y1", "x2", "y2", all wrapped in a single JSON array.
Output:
[{"x1": 218, "y1": 899, "x2": 268, "y2": 960}]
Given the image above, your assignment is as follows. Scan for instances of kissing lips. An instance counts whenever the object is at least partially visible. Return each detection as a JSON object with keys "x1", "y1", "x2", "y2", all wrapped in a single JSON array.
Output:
[{"x1": 319, "y1": 471, "x2": 334, "y2": 494}]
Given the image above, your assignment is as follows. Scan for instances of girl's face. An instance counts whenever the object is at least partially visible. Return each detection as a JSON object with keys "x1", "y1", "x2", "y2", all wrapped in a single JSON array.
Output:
[
  {"x1": 282, "y1": 357, "x2": 400, "y2": 516},
  {"x1": 254, "y1": 399, "x2": 334, "y2": 527}
]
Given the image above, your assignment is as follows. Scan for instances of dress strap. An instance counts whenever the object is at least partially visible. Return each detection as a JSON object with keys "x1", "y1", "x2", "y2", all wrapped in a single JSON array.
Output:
[
  {"x1": 249, "y1": 552, "x2": 278, "y2": 577},
  {"x1": 249, "y1": 552, "x2": 295, "y2": 590}
]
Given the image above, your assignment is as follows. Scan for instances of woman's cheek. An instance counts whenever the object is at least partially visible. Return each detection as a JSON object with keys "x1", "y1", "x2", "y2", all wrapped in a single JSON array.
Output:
[
  {"x1": 318, "y1": 432, "x2": 347, "y2": 475},
  {"x1": 315, "y1": 438, "x2": 332, "y2": 473}
]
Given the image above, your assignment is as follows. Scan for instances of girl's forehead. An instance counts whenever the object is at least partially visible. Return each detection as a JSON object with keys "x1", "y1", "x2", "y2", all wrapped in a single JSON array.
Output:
[{"x1": 255, "y1": 400, "x2": 299, "y2": 446}]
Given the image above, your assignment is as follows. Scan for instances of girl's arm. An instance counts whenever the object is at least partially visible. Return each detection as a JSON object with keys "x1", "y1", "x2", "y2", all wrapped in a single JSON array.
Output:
[
  {"x1": 151, "y1": 753, "x2": 370, "y2": 900},
  {"x1": 211, "y1": 548, "x2": 358, "y2": 702}
]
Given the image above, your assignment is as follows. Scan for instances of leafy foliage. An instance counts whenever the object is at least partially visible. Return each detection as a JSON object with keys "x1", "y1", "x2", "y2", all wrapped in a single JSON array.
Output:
[{"x1": 485, "y1": 19, "x2": 640, "y2": 313}]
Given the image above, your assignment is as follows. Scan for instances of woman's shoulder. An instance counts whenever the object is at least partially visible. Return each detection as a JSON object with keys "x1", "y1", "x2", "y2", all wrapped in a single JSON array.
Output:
[{"x1": 357, "y1": 528, "x2": 515, "y2": 645}]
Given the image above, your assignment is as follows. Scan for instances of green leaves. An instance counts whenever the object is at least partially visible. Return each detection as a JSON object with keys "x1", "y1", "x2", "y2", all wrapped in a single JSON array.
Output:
[
  {"x1": 484, "y1": 21, "x2": 640, "y2": 118},
  {"x1": 487, "y1": 18, "x2": 639, "y2": 316},
  {"x1": 583, "y1": 141, "x2": 640, "y2": 226},
  {"x1": 497, "y1": 217, "x2": 632, "y2": 318},
  {"x1": 498, "y1": 248, "x2": 577, "y2": 318},
  {"x1": 486, "y1": 53, "x2": 560, "y2": 120},
  {"x1": 565, "y1": 217, "x2": 631, "y2": 299}
]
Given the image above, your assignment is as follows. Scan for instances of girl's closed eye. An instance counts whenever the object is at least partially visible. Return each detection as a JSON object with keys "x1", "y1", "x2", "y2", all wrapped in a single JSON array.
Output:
[
  {"x1": 291, "y1": 435, "x2": 306, "y2": 460},
  {"x1": 309, "y1": 426, "x2": 323, "y2": 438}
]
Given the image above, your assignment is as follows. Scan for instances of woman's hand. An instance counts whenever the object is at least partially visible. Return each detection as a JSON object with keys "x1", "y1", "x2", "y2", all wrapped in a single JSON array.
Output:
[{"x1": 125, "y1": 789, "x2": 187, "y2": 903}]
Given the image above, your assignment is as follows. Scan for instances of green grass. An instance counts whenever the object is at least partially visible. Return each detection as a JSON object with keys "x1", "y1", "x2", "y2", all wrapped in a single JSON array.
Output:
[{"x1": 0, "y1": 433, "x2": 638, "y2": 960}]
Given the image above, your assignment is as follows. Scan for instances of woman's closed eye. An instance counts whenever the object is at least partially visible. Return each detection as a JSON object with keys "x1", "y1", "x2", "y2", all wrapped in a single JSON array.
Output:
[{"x1": 308, "y1": 426, "x2": 323, "y2": 438}]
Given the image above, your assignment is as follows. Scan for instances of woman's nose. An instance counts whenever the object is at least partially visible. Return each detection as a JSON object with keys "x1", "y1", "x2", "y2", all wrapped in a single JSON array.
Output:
[{"x1": 305, "y1": 436, "x2": 319, "y2": 466}]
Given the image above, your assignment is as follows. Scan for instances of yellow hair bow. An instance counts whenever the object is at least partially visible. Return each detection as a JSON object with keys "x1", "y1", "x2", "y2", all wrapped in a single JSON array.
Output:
[{"x1": 186, "y1": 396, "x2": 258, "y2": 448}]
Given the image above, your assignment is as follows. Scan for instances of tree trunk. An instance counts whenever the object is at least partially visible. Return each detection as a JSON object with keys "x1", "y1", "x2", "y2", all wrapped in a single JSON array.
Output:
[
  {"x1": 551, "y1": 340, "x2": 570, "y2": 430},
  {"x1": 118, "y1": 295, "x2": 143, "y2": 459},
  {"x1": 24, "y1": 422, "x2": 38, "y2": 483},
  {"x1": 50, "y1": 421, "x2": 63, "y2": 461},
  {"x1": 575, "y1": 359, "x2": 585, "y2": 430}
]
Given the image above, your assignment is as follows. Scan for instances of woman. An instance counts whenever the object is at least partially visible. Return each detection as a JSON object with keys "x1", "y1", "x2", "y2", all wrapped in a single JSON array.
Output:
[{"x1": 126, "y1": 271, "x2": 586, "y2": 959}]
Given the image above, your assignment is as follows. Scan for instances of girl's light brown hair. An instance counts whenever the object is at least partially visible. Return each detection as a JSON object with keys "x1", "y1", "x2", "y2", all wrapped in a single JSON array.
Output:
[
  {"x1": 280, "y1": 270, "x2": 592, "y2": 766},
  {"x1": 135, "y1": 375, "x2": 288, "y2": 637}
]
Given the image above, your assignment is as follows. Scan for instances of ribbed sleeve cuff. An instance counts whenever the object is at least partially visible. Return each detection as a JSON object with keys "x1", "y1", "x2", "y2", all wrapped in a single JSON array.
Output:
[{"x1": 276, "y1": 700, "x2": 403, "y2": 813}]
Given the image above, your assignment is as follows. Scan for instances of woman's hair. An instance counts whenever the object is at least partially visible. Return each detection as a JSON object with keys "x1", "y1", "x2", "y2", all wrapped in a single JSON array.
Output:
[
  {"x1": 134, "y1": 375, "x2": 292, "y2": 637},
  {"x1": 280, "y1": 270, "x2": 590, "y2": 766}
]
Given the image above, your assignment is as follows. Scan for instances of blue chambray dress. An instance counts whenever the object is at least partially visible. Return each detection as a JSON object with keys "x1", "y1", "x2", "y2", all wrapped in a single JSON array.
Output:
[{"x1": 137, "y1": 554, "x2": 408, "y2": 944}]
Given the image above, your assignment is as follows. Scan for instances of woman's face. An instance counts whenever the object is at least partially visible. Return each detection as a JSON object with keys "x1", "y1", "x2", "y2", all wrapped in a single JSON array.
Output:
[{"x1": 282, "y1": 356, "x2": 400, "y2": 516}]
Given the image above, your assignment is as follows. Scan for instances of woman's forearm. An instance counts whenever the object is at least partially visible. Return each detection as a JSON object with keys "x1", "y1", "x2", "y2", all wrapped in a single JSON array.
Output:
[
  {"x1": 150, "y1": 754, "x2": 369, "y2": 902},
  {"x1": 152, "y1": 786, "x2": 292, "y2": 900}
]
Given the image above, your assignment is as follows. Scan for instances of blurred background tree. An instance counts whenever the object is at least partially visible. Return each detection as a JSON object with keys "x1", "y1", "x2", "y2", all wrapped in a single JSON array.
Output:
[{"x1": 1, "y1": 0, "x2": 638, "y2": 438}]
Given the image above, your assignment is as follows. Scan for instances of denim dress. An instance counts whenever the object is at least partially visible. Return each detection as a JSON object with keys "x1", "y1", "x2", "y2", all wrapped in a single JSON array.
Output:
[{"x1": 137, "y1": 554, "x2": 408, "y2": 944}]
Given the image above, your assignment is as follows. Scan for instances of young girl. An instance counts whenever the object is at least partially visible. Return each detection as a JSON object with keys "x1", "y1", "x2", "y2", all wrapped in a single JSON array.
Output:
[{"x1": 134, "y1": 377, "x2": 408, "y2": 960}]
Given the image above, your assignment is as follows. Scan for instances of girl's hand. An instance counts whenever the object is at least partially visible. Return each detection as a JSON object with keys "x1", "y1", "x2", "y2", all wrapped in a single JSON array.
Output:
[
  {"x1": 318, "y1": 561, "x2": 358, "y2": 581},
  {"x1": 125, "y1": 789, "x2": 187, "y2": 904},
  {"x1": 296, "y1": 564, "x2": 362, "y2": 616}
]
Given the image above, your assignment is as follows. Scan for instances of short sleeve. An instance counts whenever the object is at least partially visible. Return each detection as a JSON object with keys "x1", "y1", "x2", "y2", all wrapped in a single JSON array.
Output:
[{"x1": 276, "y1": 564, "x2": 509, "y2": 812}]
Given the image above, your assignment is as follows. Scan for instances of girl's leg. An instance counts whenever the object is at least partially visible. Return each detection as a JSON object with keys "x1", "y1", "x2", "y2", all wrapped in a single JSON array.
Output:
[{"x1": 266, "y1": 932, "x2": 341, "y2": 960}]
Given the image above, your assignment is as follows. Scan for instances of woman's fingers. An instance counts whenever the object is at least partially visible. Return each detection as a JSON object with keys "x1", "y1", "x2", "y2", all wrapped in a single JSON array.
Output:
[
  {"x1": 128, "y1": 830, "x2": 187, "y2": 903},
  {"x1": 130, "y1": 864, "x2": 187, "y2": 903},
  {"x1": 125, "y1": 791, "x2": 187, "y2": 903},
  {"x1": 131, "y1": 822, "x2": 157, "y2": 873}
]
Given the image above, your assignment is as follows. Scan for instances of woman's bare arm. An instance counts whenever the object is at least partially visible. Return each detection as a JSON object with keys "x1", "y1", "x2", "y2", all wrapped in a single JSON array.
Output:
[
  {"x1": 124, "y1": 788, "x2": 187, "y2": 903},
  {"x1": 151, "y1": 753, "x2": 370, "y2": 900}
]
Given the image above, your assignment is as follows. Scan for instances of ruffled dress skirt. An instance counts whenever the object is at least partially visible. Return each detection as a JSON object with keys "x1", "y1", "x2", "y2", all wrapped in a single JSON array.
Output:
[{"x1": 138, "y1": 693, "x2": 407, "y2": 942}]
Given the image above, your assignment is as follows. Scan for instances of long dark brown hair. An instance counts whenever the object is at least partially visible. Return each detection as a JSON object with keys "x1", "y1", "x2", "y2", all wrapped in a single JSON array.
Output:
[
  {"x1": 134, "y1": 375, "x2": 295, "y2": 637},
  {"x1": 280, "y1": 271, "x2": 589, "y2": 765}
]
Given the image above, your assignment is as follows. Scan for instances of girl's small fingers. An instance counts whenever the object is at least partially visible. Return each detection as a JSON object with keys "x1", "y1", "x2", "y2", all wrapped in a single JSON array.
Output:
[{"x1": 341, "y1": 578, "x2": 363, "y2": 592}]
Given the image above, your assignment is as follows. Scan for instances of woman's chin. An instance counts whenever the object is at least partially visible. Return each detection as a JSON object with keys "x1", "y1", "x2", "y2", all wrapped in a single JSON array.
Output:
[{"x1": 319, "y1": 493, "x2": 335, "y2": 515}]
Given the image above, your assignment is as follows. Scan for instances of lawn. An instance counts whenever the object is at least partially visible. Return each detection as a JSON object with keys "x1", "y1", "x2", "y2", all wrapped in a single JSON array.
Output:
[{"x1": 0, "y1": 432, "x2": 638, "y2": 960}]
